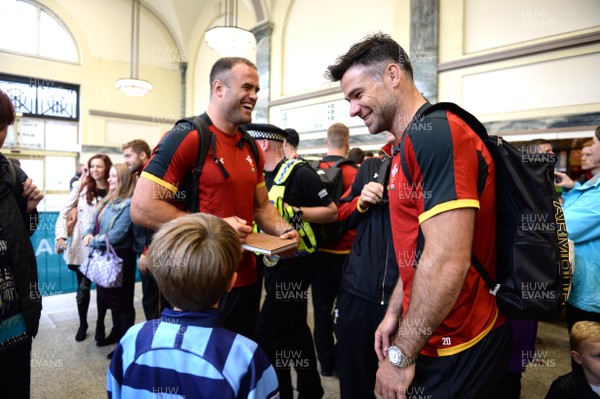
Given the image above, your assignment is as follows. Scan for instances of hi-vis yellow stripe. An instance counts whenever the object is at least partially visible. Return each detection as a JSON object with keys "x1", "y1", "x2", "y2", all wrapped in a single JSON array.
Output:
[
  {"x1": 140, "y1": 172, "x2": 178, "y2": 193},
  {"x1": 436, "y1": 307, "x2": 498, "y2": 357},
  {"x1": 418, "y1": 199, "x2": 479, "y2": 224}
]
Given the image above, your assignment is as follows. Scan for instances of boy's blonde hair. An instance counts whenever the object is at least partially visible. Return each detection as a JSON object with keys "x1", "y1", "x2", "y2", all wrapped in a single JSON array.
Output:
[
  {"x1": 147, "y1": 213, "x2": 241, "y2": 311},
  {"x1": 570, "y1": 321, "x2": 600, "y2": 351}
]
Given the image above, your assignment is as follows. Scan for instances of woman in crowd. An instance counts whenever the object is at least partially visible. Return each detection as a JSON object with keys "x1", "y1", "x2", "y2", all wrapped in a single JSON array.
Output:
[
  {"x1": 0, "y1": 89, "x2": 44, "y2": 397},
  {"x1": 555, "y1": 131, "x2": 600, "y2": 333},
  {"x1": 55, "y1": 153, "x2": 112, "y2": 342},
  {"x1": 83, "y1": 163, "x2": 138, "y2": 359}
]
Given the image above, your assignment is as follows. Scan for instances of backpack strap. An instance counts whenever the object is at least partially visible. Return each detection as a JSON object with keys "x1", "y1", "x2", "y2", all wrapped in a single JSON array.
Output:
[
  {"x1": 198, "y1": 113, "x2": 260, "y2": 166},
  {"x1": 318, "y1": 157, "x2": 356, "y2": 169},
  {"x1": 173, "y1": 113, "x2": 215, "y2": 213},
  {"x1": 174, "y1": 113, "x2": 261, "y2": 213},
  {"x1": 398, "y1": 102, "x2": 490, "y2": 187},
  {"x1": 374, "y1": 156, "x2": 392, "y2": 205},
  {"x1": 471, "y1": 256, "x2": 499, "y2": 295},
  {"x1": 239, "y1": 124, "x2": 260, "y2": 165},
  {"x1": 334, "y1": 158, "x2": 354, "y2": 168},
  {"x1": 375, "y1": 156, "x2": 391, "y2": 185}
]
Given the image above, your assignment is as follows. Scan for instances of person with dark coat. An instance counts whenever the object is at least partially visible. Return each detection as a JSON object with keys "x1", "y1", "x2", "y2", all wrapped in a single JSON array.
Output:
[
  {"x1": 0, "y1": 88, "x2": 44, "y2": 398},
  {"x1": 334, "y1": 138, "x2": 399, "y2": 399}
]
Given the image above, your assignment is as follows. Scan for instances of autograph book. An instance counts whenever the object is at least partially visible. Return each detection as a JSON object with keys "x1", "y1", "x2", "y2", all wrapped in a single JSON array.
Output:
[{"x1": 241, "y1": 233, "x2": 297, "y2": 255}]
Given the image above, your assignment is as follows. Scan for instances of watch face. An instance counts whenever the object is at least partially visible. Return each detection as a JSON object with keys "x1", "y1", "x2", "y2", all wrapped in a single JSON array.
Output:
[{"x1": 388, "y1": 347, "x2": 400, "y2": 364}]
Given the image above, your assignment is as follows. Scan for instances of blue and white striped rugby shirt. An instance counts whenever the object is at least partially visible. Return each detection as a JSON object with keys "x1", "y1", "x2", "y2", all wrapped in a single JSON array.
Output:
[{"x1": 107, "y1": 308, "x2": 280, "y2": 399}]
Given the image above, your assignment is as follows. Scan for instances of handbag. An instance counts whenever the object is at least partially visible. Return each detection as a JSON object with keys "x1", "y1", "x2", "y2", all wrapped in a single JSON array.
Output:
[
  {"x1": 66, "y1": 183, "x2": 84, "y2": 237},
  {"x1": 66, "y1": 206, "x2": 78, "y2": 237},
  {"x1": 80, "y1": 237, "x2": 124, "y2": 288}
]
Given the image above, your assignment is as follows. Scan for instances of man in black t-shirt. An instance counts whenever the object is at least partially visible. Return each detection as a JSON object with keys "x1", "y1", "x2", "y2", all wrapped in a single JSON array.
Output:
[{"x1": 247, "y1": 123, "x2": 337, "y2": 399}]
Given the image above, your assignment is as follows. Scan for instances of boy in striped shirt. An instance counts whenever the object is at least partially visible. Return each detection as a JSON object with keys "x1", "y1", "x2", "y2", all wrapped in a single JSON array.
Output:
[{"x1": 107, "y1": 213, "x2": 279, "y2": 399}]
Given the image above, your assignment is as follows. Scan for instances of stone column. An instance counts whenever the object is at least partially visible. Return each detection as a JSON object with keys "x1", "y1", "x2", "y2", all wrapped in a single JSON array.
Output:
[
  {"x1": 251, "y1": 22, "x2": 274, "y2": 123},
  {"x1": 179, "y1": 62, "x2": 187, "y2": 118},
  {"x1": 410, "y1": 0, "x2": 439, "y2": 103}
]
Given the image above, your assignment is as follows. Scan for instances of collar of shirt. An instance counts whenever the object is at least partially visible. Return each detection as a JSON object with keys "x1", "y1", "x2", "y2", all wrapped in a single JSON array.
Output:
[{"x1": 160, "y1": 308, "x2": 223, "y2": 328}]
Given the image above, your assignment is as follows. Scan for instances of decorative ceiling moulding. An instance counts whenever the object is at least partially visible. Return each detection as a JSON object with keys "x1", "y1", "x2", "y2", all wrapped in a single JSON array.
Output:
[
  {"x1": 269, "y1": 87, "x2": 342, "y2": 107},
  {"x1": 438, "y1": 31, "x2": 600, "y2": 72},
  {"x1": 483, "y1": 112, "x2": 600, "y2": 136},
  {"x1": 89, "y1": 110, "x2": 176, "y2": 124}
]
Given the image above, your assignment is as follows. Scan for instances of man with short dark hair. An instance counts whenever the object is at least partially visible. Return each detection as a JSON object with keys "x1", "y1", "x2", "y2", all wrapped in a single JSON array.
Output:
[
  {"x1": 121, "y1": 139, "x2": 168, "y2": 320},
  {"x1": 326, "y1": 33, "x2": 510, "y2": 398},
  {"x1": 131, "y1": 57, "x2": 299, "y2": 340},
  {"x1": 122, "y1": 139, "x2": 151, "y2": 174}
]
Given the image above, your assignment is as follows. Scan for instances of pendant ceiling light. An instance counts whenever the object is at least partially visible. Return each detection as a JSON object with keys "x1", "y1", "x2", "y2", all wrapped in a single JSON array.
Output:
[
  {"x1": 204, "y1": 0, "x2": 256, "y2": 56},
  {"x1": 115, "y1": 0, "x2": 152, "y2": 96}
]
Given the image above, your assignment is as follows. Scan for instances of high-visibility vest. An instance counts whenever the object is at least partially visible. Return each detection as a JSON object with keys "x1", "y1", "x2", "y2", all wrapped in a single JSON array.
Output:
[{"x1": 266, "y1": 158, "x2": 318, "y2": 256}]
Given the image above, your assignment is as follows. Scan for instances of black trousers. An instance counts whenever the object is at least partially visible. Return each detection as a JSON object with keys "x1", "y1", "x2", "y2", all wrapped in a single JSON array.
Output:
[
  {"x1": 334, "y1": 291, "x2": 387, "y2": 399},
  {"x1": 311, "y1": 251, "x2": 345, "y2": 372},
  {"x1": 256, "y1": 256, "x2": 324, "y2": 399},
  {"x1": 219, "y1": 275, "x2": 262, "y2": 341},
  {"x1": 411, "y1": 322, "x2": 512, "y2": 399},
  {"x1": 0, "y1": 338, "x2": 31, "y2": 399}
]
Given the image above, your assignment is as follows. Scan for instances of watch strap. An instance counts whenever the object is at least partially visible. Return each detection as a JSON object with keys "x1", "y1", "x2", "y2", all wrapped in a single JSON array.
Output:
[{"x1": 388, "y1": 344, "x2": 417, "y2": 368}]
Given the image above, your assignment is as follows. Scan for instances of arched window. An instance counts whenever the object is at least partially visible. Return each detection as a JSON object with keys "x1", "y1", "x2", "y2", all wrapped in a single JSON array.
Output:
[{"x1": 0, "y1": 0, "x2": 79, "y2": 63}]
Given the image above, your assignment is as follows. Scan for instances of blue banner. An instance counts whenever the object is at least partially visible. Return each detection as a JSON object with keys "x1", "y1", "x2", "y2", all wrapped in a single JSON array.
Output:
[
  {"x1": 31, "y1": 212, "x2": 141, "y2": 297},
  {"x1": 31, "y1": 212, "x2": 78, "y2": 296}
]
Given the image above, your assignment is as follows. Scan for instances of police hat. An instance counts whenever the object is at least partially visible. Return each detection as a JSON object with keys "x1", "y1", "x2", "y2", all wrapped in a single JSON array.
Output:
[{"x1": 245, "y1": 123, "x2": 287, "y2": 142}]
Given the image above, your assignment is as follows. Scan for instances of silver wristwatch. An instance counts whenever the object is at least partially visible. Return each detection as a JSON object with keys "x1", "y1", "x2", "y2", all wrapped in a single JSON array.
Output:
[{"x1": 387, "y1": 344, "x2": 417, "y2": 368}]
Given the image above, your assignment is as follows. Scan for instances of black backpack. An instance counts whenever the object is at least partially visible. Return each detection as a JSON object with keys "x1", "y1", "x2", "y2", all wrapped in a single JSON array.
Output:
[
  {"x1": 399, "y1": 102, "x2": 571, "y2": 321},
  {"x1": 309, "y1": 158, "x2": 357, "y2": 245}
]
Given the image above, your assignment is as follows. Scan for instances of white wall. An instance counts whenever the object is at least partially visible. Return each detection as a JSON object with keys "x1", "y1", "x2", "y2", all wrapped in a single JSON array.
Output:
[{"x1": 439, "y1": 0, "x2": 600, "y2": 122}]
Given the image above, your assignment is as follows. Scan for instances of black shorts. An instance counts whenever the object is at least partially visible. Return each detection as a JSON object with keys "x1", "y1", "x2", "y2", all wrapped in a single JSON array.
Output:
[{"x1": 409, "y1": 322, "x2": 512, "y2": 399}]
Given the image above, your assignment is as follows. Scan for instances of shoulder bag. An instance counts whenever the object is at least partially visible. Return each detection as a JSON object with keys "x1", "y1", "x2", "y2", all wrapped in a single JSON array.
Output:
[
  {"x1": 80, "y1": 237, "x2": 123, "y2": 288},
  {"x1": 66, "y1": 183, "x2": 84, "y2": 237}
]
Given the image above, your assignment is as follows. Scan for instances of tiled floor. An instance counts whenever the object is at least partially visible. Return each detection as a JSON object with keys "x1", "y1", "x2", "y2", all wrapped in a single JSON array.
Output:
[{"x1": 31, "y1": 283, "x2": 570, "y2": 398}]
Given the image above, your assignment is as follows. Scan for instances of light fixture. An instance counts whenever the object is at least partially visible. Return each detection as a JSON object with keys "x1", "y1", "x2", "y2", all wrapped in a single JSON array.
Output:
[
  {"x1": 204, "y1": 0, "x2": 256, "y2": 56},
  {"x1": 116, "y1": 0, "x2": 152, "y2": 96}
]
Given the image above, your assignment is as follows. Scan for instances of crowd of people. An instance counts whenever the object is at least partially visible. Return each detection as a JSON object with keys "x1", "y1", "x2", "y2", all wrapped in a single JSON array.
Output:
[{"x1": 0, "y1": 32, "x2": 599, "y2": 399}]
